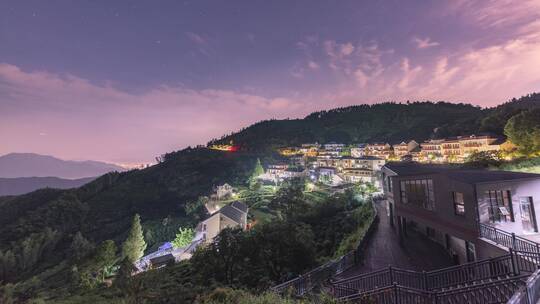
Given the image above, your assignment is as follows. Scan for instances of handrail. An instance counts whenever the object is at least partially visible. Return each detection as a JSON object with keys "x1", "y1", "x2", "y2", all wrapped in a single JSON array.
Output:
[
  {"x1": 332, "y1": 223, "x2": 540, "y2": 302},
  {"x1": 271, "y1": 197, "x2": 379, "y2": 295},
  {"x1": 508, "y1": 269, "x2": 540, "y2": 304},
  {"x1": 479, "y1": 223, "x2": 540, "y2": 254},
  {"x1": 340, "y1": 275, "x2": 529, "y2": 303},
  {"x1": 331, "y1": 250, "x2": 540, "y2": 298}
]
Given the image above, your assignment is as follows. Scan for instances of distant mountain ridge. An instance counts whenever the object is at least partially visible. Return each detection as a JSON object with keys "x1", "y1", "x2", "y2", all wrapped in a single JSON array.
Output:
[
  {"x1": 0, "y1": 153, "x2": 125, "y2": 179},
  {"x1": 0, "y1": 176, "x2": 96, "y2": 196}
]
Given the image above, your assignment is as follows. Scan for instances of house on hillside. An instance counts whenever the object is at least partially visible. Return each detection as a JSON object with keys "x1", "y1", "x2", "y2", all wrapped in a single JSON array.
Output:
[
  {"x1": 324, "y1": 142, "x2": 345, "y2": 152},
  {"x1": 198, "y1": 201, "x2": 248, "y2": 243},
  {"x1": 420, "y1": 135, "x2": 503, "y2": 163},
  {"x1": 340, "y1": 168, "x2": 375, "y2": 184},
  {"x1": 382, "y1": 162, "x2": 540, "y2": 264},
  {"x1": 317, "y1": 167, "x2": 344, "y2": 186},
  {"x1": 350, "y1": 144, "x2": 367, "y2": 158},
  {"x1": 393, "y1": 140, "x2": 419, "y2": 158},
  {"x1": 365, "y1": 143, "x2": 393, "y2": 159}
]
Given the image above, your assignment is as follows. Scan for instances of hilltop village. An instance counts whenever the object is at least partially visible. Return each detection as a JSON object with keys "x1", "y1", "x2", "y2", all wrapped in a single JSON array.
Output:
[
  {"x1": 212, "y1": 134, "x2": 513, "y2": 188},
  {"x1": 138, "y1": 134, "x2": 513, "y2": 270}
]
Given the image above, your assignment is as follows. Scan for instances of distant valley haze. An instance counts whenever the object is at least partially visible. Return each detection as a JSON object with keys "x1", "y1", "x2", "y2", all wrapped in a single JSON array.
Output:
[{"x1": 0, "y1": 152, "x2": 125, "y2": 179}]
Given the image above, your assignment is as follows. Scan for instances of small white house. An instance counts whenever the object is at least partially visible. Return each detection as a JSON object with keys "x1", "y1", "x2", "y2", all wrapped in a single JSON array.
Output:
[{"x1": 198, "y1": 201, "x2": 248, "y2": 243}]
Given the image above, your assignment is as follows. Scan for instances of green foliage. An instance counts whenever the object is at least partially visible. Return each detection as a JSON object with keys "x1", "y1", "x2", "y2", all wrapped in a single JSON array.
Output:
[
  {"x1": 122, "y1": 214, "x2": 146, "y2": 263},
  {"x1": 253, "y1": 158, "x2": 265, "y2": 177},
  {"x1": 70, "y1": 232, "x2": 95, "y2": 262},
  {"x1": 480, "y1": 93, "x2": 540, "y2": 134},
  {"x1": 93, "y1": 240, "x2": 117, "y2": 271},
  {"x1": 498, "y1": 157, "x2": 540, "y2": 174},
  {"x1": 143, "y1": 216, "x2": 187, "y2": 251},
  {"x1": 504, "y1": 108, "x2": 540, "y2": 155},
  {"x1": 192, "y1": 223, "x2": 316, "y2": 288},
  {"x1": 269, "y1": 178, "x2": 309, "y2": 220},
  {"x1": 114, "y1": 257, "x2": 138, "y2": 292},
  {"x1": 464, "y1": 151, "x2": 503, "y2": 168},
  {"x1": 0, "y1": 283, "x2": 15, "y2": 304},
  {"x1": 334, "y1": 202, "x2": 375, "y2": 257},
  {"x1": 0, "y1": 148, "x2": 259, "y2": 286},
  {"x1": 249, "y1": 158, "x2": 265, "y2": 187},
  {"x1": 198, "y1": 288, "x2": 301, "y2": 304},
  {"x1": 0, "y1": 227, "x2": 62, "y2": 283},
  {"x1": 171, "y1": 227, "x2": 195, "y2": 249},
  {"x1": 0, "y1": 250, "x2": 16, "y2": 283}
]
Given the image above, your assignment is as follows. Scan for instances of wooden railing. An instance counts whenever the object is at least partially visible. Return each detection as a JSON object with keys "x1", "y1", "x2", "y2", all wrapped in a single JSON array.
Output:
[
  {"x1": 271, "y1": 198, "x2": 379, "y2": 296},
  {"x1": 479, "y1": 223, "x2": 540, "y2": 253},
  {"x1": 340, "y1": 275, "x2": 529, "y2": 304}
]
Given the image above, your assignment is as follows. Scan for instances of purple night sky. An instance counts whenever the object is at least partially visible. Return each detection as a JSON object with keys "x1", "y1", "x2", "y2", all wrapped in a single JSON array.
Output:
[{"x1": 1, "y1": 0, "x2": 540, "y2": 165}]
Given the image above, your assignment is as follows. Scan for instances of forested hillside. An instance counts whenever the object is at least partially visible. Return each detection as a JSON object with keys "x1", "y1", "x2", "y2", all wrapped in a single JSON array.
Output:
[
  {"x1": 0, "y1": 148, "x2": 261, "y2": 286},
  {"x1": 210, "y1": 93, "x2": 540, "y2": 150},
  {"x1": 1, "y1": 93, "x2": 539, "y2": 303}
]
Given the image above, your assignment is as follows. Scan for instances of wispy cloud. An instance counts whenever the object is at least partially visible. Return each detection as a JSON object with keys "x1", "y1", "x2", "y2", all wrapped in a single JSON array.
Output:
[
  {"x1": 185, "y1": 32, "x2": 212, "y2": 56},
  {"x1": 0, "y1": 63, "x2": 305, "y2": 162},
  {"x1": 307, "y1": 61, "x2": 319, "y2": 70},
  {"x1": 412, "y1": 37, "x2": 440, "y2": 49},
  {"x1": 185, "y1": 32, "x2": 207, "y2": 45}
]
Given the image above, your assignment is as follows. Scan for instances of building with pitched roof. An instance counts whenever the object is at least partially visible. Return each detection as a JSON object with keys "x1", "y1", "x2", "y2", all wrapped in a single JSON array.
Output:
[{"x1": 198, "y1": 201, "x2": 248, "y2": 244}]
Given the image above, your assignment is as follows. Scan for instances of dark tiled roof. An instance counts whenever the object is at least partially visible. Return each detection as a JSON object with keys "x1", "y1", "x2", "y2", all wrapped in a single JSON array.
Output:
[
  {"x1": 231, "y1": 201, "x2": 248, "y2": 213},
  {"x1": 384, "y1": 162, "x2": 540, "y2": 184},
  {"x1": 384, "y1": 162, "x2": 455, "y2": 175},
  {"x1": 445, "y1": 170, "x2": 540, "y2": 184},
  {"x1": 220, "y1": 205, "x2": 246, "y2": 224},
  {"x1": 150, "y1": 254, "x2": 175, "y2": 265}
]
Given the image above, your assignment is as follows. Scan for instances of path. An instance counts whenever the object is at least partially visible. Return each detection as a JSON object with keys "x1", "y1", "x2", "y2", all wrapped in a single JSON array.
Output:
[{"x1": 337, "y1": 200, "x2": 454, "y2": 279}]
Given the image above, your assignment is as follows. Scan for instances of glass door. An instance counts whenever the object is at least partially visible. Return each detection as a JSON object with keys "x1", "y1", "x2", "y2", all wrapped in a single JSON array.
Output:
[{"x1": 520, "y1": 197, "x2": 538, "y2": 233}]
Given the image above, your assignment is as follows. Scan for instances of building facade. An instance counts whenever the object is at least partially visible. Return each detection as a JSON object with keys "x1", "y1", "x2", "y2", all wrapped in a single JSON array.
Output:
[
  {"x1": 382, "y1": 163, "x2": 540, "y2": 264},
  {"x1": 393, "y1": 140, "x2": 419, "y2": 158},
  {"x1": 420, "y1": 135, "x2": 503, "y2": 163},
  {"x1": 198, "y1": 201, "x2": 248, "y2": 244}
]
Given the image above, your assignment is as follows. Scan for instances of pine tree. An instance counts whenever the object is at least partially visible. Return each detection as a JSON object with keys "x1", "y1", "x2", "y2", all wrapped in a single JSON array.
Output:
[
  {"x1": 253, "y1": 158, "x2": 264, "y2": 177},
  {"x1": 249, "y1": 158, "x2": 264, "y2": 186},
  {"x1": 122, "y1": 214, "x2": 146, "y2": 263}
]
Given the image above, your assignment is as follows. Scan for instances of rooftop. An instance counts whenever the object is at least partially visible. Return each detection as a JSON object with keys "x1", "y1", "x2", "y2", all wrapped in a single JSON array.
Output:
[
  {"x1": 230, "y1": 201, "x2": 248, "y2": 213},
  {"x1": 384, "y1": 162, "x2": 540, "y2": 184},
  {"x1": 219, "y1": 203, "x2": 247, "y2": 224},
  {"x1": 150, "y1": 253, "x2": 175, "y2": 265}
]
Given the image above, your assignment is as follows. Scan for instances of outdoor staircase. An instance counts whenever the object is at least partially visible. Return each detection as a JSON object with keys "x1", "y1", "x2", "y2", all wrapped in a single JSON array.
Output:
[
  {"x1": 327, "y1": 223, "x2": 540, "y2": 304},
  {"x1": 271, "y1": 214, "x2": 540, "y2": 303},
  {"x1": 331, "y1": 253, "x2": 536, "y2": 304}
]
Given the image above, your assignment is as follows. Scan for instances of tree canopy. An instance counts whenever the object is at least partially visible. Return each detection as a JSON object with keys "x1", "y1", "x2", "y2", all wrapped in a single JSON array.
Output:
[
  {"x1": 122, "y1": 214, "x2": 147, "y2": 263},
  {"x1": 171, "y1": 227, "x2": 195, "y2": 249},
  {"x1": 504, "y1": 108, "x2": 540, "y2": 155}
]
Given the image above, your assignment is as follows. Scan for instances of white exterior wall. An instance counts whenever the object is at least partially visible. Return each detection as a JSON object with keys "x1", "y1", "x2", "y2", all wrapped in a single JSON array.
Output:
[
  {"x1": 351, "y1": 148, "x2": 366, "y2": 158},
  {"x1": 476, "y1": 179, "x2": 540, "y2": 238},
  {"x1": 201, "y1": 213, "x2": 221, "y2": 243}
]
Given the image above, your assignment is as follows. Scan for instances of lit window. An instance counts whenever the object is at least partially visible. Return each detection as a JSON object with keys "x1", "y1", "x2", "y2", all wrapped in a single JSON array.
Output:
[{"x1": 453, "y1": 192, "x2": 465, "y2": 215}]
